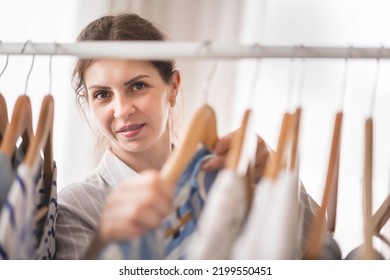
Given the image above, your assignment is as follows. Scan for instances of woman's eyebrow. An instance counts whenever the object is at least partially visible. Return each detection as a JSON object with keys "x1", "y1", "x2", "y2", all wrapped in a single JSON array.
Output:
[
  {"x1": 123, "y1": 75, "x2": 150, "y2": 86},
  {"x1": 88, "y1": 85, "x2": 110, "y2": 90}
]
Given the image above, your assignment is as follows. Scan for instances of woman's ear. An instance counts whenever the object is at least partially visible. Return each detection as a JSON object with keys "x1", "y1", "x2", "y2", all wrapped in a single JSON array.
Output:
[{"x1": 169, "y1": 70, "x2": 181, "y2": 107}]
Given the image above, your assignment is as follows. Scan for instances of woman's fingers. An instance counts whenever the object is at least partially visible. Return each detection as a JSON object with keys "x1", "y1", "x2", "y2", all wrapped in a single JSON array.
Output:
[
  {"x1": 100, "y1": 170, "x2": 173, "y2": 241},
  {"x1": 202, "y1": 131, "x2": 234, "y2": 171},
  {"x1": 202, "y1": 130, "x2": 271, "y2": 180},
  {"x1": 253, "y1": 137, "x2": 271, "y2": 179}
]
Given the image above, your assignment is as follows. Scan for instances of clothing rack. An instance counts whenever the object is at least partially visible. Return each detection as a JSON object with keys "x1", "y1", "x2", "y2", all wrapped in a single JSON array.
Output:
[{"x1": 0, "y1": 42, "x2": 390, "y2": 60}]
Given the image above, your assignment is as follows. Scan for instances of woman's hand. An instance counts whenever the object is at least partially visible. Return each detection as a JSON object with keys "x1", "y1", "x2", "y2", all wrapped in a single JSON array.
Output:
[
  {"x1": 202, "y1": 130, "x2": 271, "y2": 180},
  {"x1": 99, "y1": 170, "x2": 173, "y2": 241}
]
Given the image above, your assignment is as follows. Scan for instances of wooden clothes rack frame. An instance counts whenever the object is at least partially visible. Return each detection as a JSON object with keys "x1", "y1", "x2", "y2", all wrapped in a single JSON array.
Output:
[{"x1": 1, "y1": 42, "x2": 390, "y2": 60}]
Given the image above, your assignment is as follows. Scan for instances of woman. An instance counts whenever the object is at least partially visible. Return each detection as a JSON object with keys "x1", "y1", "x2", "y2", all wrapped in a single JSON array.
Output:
[{"x1": 55, "y1": 13, "x2": 316, "y2": 259}]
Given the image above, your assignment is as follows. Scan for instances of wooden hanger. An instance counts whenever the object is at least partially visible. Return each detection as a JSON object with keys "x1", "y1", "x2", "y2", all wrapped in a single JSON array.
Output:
[
  {"x1": 346, "y1": 53, "x2": 385, "y2": 259},
  {"x1": 304, "y1": 111, "x2": 343, "y2": 259},
  {"x1": 0, "y1": 93, "x2": 8, "y2": 144},
  {"x1": 225, "y1": 109, "x2": 253, "y2": 171},
  {"x1": 225, "y1": 54, "x2": 264, "y2": 204},
  {"x1": 160, "y1": 104, "x2": 218, "y2": 240},
  {"x1": 0, "y1": 95, "x2": 34, "y2": 159},
  {"x1": 262, "y1": 51, "x2": 305, "y2": 180},
  {"x1": 289, "y1": 107, "x2": 302, "y2": 171},
  {"x1": 0, "y1": 55, "x2": 10, "y2": 143},
  {"x1": 371, "y1": 145, "x2": 390, "y2": 240},
  {"x1": 22, "y1": 95, "x2": 54, "y2": 224},
  {"x1": 344, "y1": 117, "x2": 384, "y2": 259},
  {"x1": 362, "y1": 117, "x2": 375, "y2": 259},
  {"x1": 24, "y1": 94, "x2": 54, "y2": 197},
  {"x1": 161, "y1": 51, "x2": 219, "y2": 189},
  {"x1": 371, "y1": 193, "x2": 390, "y2": 237},
  {"x1": 160, "y1": 104, "x2": 218, "y2": 190},
  {"x1": 262, "y1": 111, "x2": 294, "y2": 181},
  {"x1": 225, "y1": 109, "x2": 258, "y2": 208}
]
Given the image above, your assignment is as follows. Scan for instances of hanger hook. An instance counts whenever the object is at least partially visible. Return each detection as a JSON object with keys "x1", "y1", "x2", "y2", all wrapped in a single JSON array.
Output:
[
  {"x1": 0, "y1": 54, "x2": 9, "y2": 79},
  {"x1": 339, "y1": 44, "x2": 353, "y2": 110},
  {"x1": 0, "y1": 40, "x2": 9, "y2": 79},
  {"x1": 247, "y1": 43, "x2": 263, "y2": 107},
  {"x1": 21, "y1": 39, "x2": 32, "y2": 54},
  {"x1": 197, "y1": 41, "x2": 218, "y2": 104},
  {"x1": 48, "y1": 42, "x2": 57, "y2": 94},
  {"x1": 285, "y1": 44, "x2": 300, "y2": 110},
  {"x1": 369, "y1": 44, "x2": 385, "y2": 116},
  {"x1": 296, "y1": 44, "x2": 307, "y2": 107},
  {"x1": 23, "y1": 40, "x2": 35, "y2": 94}
]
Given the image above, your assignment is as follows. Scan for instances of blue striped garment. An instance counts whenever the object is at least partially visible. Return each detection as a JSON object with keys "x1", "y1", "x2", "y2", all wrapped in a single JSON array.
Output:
[
  {"x1": 0, "y1": 161, "x2": 57, "y2": 259},
  {"x1": 0, "y1": 165, "x2": 38, "y2": 259}
]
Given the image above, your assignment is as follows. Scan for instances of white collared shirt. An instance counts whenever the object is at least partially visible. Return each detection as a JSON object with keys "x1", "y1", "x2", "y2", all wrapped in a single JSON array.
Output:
[{"x1": 55, "y1": 148, "x2": 138, "y2": 260}]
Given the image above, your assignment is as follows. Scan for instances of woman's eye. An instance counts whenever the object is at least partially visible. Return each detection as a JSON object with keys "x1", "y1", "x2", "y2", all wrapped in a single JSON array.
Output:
[
  {"x1": 131, "y1": 82, "x2": 148, "y2": 92},
  {"x1": 94, "y1": 90, "x2": 109, "y2": 99}
]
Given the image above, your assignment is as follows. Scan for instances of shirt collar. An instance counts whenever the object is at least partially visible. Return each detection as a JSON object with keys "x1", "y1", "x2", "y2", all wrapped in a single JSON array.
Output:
[{"x1": 96, "y1": 148, "x2": 139, "y2": 189}]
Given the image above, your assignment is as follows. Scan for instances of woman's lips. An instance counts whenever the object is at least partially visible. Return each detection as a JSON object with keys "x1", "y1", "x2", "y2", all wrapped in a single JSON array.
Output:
[{"x1": 117, "y1": 123, "x2": 145, "y2": 137}]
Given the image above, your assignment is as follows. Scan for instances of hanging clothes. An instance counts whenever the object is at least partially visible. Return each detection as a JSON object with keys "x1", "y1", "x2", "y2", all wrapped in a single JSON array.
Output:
[
  {"x1": 0, "y1": 145, "x2": 26, "y2": 210},
  {"x1": 231, "y1": 168, "x2": 318, "y2": 259},
  {"x1": 0, "y1": 165, "x2": 38, "y2": 259},
  {"x1": 0, "y1": 163, "x2": 39, "y2": 259},
  {"x1": 187, "y1": 169, "x2": 248, "y2": 259},
  {"x1": 34, "y1": 162, "x2": 57, "y2": 259},
  {"x1": 0, "y1": 157, "x2": 57, "y2": 260}
]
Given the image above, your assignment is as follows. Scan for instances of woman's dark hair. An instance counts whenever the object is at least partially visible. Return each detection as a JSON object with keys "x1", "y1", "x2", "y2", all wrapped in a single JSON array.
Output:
[{"x1": 73, "y1": 13, "x2": 176, "y2": 106}]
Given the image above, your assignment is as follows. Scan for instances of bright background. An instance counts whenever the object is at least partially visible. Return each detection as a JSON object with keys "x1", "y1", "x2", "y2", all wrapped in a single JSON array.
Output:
[{"x1": 1, "y1": 0, "x2": 390, "y2": 259}]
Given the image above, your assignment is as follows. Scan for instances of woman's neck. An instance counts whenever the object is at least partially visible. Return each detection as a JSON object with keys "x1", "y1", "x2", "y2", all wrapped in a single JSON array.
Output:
[{"x1": 111, "y1": 133, "x2": 172, "y2": 173}]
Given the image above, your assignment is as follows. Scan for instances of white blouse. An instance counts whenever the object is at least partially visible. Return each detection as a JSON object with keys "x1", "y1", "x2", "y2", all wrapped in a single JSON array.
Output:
[{"x1": 55, "y1": 148, "x2": 138, "y2": 259}]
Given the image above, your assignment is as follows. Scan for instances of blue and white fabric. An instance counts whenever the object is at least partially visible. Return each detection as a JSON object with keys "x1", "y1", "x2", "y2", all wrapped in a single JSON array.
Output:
[{"x1": 98, "y1": 147, "x2": 218, "y2": 260}]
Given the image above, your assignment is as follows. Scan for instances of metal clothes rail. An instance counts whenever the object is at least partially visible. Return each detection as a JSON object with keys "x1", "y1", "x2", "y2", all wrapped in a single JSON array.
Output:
[{"x1": 0, "y1": 41, "x2": 390, "y2": 60}]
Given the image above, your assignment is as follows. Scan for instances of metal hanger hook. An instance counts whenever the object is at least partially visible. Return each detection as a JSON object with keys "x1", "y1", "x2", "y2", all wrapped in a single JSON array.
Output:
[
  {"x1": 0, "y1": 54, "x2": 9, "y2": 79},
  {"x1": 248, "y1": 43, "x2": 263, "y2": 106},
  {"x1": 48, "y1": 42, "x2": 57, "y2": 94},
  {"x1": 339, "y1": 44, "x2": 353, "y2": 109},
  {"x1": 285, "y1": 44, "x2": 300, "y2": 110},
  {"x1": 23, "y1": 40, "x2": 35, "y2": 94},
  {"x1": 296, "y1": 44, "x2": 307, "y2": 107},
  {"x1": 0, "y1": 40, "x2": 9, "y2": 79},
  {"x1": 369, "y1": 44, "x2": 385, "y2": 116},
  {"x1": 197, "y1": 40, "x2": 218, "y2": 104},
  {"x1": 20, "y1": 39, "x2": 32, "y2": 54}
]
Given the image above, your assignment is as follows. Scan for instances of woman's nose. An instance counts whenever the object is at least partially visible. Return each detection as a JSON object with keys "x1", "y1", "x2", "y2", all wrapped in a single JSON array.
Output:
[{"x1": 113, "y1": 95, "x2": 135, "y2": 120}]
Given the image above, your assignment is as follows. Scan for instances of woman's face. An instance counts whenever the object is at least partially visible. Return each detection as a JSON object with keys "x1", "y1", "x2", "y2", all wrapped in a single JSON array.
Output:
[{"x1": 84, "y1": 59, "x2": 179, "y2": 157}]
